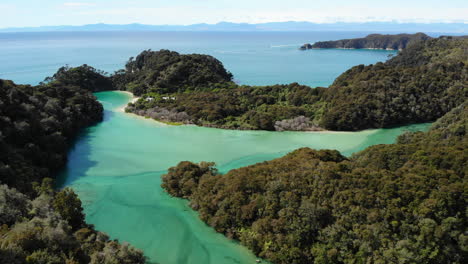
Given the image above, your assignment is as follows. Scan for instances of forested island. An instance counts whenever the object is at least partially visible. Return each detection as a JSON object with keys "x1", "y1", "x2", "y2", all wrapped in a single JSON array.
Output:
[
  {"x1": 0, "y1": 80, "x2": 145, "y2": 263},
  {"x1": 162, "y1": 101, "x2": 467, "y2": 264},
  {"x1": 299, "y1": 33, "x2": 431, "y2": 50}
]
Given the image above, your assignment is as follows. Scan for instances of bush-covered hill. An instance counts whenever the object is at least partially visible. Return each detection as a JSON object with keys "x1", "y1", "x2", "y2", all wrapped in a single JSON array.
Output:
[
  {"x1": 0, "y1": 79, "x2": 103, "y2": 192},
  {"x1": 300, "y1": 33, "x2": 431, "y2": 50},
  {"x1": 126, "y1": 83, "x2": 327, "y2": 130},
  {"x1": 128, "y1": 37, "x2": 467, "y2": 131},
  {"x1": 321, "y1": 37, "x2": 468, "y2": 130},
  {"x1": 162, "y1": 101, "x2": 467, "y2": 264},
  {"x1": 111, "y1": 49, "x2": 234, "y2": 95},
  {"x1": 44, "y1": 64, "x2": 114, "y2": 92},
  {"x1": 0, "y1": 79, "x2": 145, "y2": 263}
]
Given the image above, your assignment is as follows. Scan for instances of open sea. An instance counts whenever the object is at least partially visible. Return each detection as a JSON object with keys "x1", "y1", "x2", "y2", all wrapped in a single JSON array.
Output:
[{"x1": 0, "y1": 31, "x2": 402, "y2": 86}]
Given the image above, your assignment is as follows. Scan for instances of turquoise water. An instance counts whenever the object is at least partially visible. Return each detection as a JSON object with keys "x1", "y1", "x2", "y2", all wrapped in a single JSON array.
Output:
[
  {"x1": 58, "y1": 91, "x2": 429, "y2": 264},
  {"x1": 1, "y1": 31, "x2": 431, "y2": 264},
  {"x1": 0, "y1": 31, "x2": 396, "y2": 86}
]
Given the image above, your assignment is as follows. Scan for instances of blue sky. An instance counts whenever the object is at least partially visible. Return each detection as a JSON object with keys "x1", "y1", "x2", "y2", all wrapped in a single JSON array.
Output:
[{"x1": 1, "y1": 0, "x2": 467, "y2": 28}]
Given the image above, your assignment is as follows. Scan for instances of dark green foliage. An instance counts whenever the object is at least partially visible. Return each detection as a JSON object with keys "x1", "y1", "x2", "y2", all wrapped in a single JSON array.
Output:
[
  {"x1": 321, "y1": 37, "x2": 468, "y2": 130},
  {"x1": 0, "y1": 185, "x2": 30, "y2": 226},
  {"x1": 0, "y1": 79, "x2": 103, "y2": 194},
  {"x1": 302, "y1": 33, "x2": 431, "y2": 50},
  {"x1": 162, "y1": 161, "x2": 217, "y2": 199},
  {"x1": 0, "y1": 79, "x2": 145, "y2": 263},
  {"x1": 127, "y1": 83, "x2": 327, "y2": 131},
  {"x1": 53, "y1": 188, "x2": 85, "y2": 231},
  {"x1": 45, "y1": 64, "x2": 114, "y2": 92},
  {"x1": 111, "y1": 49, "x2": 234, "y2": 95},
  {"x1": 0, "y1": 182, "x2": 145, "y2": 264},
  {"x1": 128, "y1": 37, "x2": 467, "y2": 131},
  {"x1": 162, "y1": 102, "x2": 467, "y2": 264}
]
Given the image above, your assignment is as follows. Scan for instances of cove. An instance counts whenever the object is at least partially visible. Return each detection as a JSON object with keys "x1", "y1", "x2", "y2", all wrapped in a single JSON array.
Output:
[{"x1": 59, "y1": 91, "x2": 430, "y2": 264}]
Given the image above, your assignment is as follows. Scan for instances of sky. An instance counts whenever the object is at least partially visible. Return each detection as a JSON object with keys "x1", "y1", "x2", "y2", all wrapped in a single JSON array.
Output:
[{"x1": 0, "y1": 0, "x2": 467, "y2": 28}]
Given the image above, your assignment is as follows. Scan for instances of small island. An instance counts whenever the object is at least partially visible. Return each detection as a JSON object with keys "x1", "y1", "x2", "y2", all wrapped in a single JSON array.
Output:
[{"x1": 300, "y1": 32, "x2": 431, "y2": 50}]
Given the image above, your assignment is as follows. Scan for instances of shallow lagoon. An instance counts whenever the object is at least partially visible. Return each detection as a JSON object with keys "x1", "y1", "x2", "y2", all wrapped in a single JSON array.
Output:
[{"x1": 58, "y1": 91, "x2": 430, "y2": 264}]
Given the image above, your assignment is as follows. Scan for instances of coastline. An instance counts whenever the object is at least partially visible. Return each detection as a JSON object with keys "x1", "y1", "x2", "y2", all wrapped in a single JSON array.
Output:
[
  {"x1": 110, "y1": 91, "x2": 413, "y2": 135},
  {"x1": 114, "y1": 92, "x2": 372, "y2": 134},
  {"x1": 113, "y1": 91, "x2": 170, "y2": 126},
  {"x1": 115, "y1": 91, "x2": 140, "y2": 112},
  {"x1": 302, "y1": 47, "x2": 400, "y2": 51}
]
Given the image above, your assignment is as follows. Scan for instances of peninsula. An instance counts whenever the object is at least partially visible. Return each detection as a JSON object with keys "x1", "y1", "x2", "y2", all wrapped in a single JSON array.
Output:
[
  {"x1": 35, "y1": 35, "x2": 466, "y2": 133},
  {"x1": 124, "y1": 36, "x2": 466, "y2": 131},
  {"x1": 300, "y1": 33, "x2": 431, "y2": 50},
  {"x1": 162, "y1": 100, "x2": 467, "y2": 264}
]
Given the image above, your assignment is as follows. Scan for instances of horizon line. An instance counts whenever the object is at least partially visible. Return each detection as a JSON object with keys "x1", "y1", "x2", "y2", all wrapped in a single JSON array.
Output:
[{"x1": 2, "y1": 20, "x2": 468, "y2": 30}]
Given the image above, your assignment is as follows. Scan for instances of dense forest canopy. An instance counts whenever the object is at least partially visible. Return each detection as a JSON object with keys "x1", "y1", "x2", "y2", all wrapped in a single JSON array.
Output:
[
  {"x1": 300, "y1": 33, "x2": 432, "y2": 50},
  {"x1": 44, "y1": 64, "x2": 114, "y2": 92},
  {"x1": 322, "y1": 37, "x2": 468, "y2": 130},
  {"x1": 127, "y1": 37, "x2": 467, "y2": 131},
  {"x1": 1, "y1": 33, "x2": 466, "y2": 263},
  {"x1": 0, "y1": 79, "x2": 103, "y2": 193},
  {"x1": 0, "y1": 79, "x2": 145, "y2": 263},
  {"x1": 126, "y1": 83, "x2": 327, "y2": 130},
  {"x1": 111, "y1": 49, "x2": 234, "y2": 95},
  {"x1": 44, "y1": 36, "x2": 466, "y2": 131},
  {"x1": 162, "y1": 101, "x2": 467, "y2": 264}
]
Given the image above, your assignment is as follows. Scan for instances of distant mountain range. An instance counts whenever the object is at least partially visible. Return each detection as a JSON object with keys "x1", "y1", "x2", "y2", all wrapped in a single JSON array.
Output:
[{"x1": 1, "y1": 22, "x2": 467, "y2": 33}]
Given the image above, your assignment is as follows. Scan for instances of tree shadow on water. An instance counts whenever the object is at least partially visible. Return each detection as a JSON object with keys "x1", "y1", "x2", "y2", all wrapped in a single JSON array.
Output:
[{"x1": 55, "y1": 109, "x2": 116, "y2": 188}]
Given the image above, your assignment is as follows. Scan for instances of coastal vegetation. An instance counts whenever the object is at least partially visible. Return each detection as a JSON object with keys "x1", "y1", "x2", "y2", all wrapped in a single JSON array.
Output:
[
  {"x1": 300, "y1": 33, "x2": 431, "y2": 50},
  {"x1": 1, "y1": 33, "x2": 466, "y2": 264},
  {"x1": 44, "y1": 64, "x2": 114, "y2": 92},
  {"x1": 111, "y1": 49, "x2": 234, "y2": 95},
  {"x1": 47, "y1": 36, "x2": 466, "y2": 132},
  {"x1": 321, "y1": 37, "x2": 468, "y2": 130},
  {"x1": 126, "y1": 83, "x2": 327, "y2": 130},
  {"x1": 126, "y1": 37, "x2": 467, "y2": 131},
  {"x1": 162, "y1": 101, "x2": 467, "y2": 264},
  {"x1": 0, "y1": 79, "x2": 145, "y2": 263},
  {"x1": 0, "y1": 79, "x2": 103, "y2": 193}
]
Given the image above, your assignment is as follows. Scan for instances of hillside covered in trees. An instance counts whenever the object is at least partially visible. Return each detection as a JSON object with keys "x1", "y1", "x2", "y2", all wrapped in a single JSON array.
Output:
[
  {"x1": 300, "y1": 33, "x2": 431, "y2": 50},
  {"x1": 46, "y1": 36, "x2": 466, "y2": 131},
  {"x1": 162, "y1": 101, "x2": 467, "y2": 264},
  {"x1": 44, "y1": 65, "x2": 114, "y2": 92},
  {"x1": 0, "y1": 79, "x2": 145, "y2": 263},
  {"x1": 127, "y1": 37, "x2": 467, "y2": 131},
  {"x1": 126, "y1": 83, "x2": 327, "y2": 130},
  {"x1": 322, "y1": 37, "x2": 467, "y2": 130},
  {"x1": 111, "y1": 49, "x2": 234, "y2": 95}
]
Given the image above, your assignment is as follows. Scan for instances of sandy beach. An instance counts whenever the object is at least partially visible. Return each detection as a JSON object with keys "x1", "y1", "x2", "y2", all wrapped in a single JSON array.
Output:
[{"x1": 115, "y1": 91, "x2": 140, "y2": 112}]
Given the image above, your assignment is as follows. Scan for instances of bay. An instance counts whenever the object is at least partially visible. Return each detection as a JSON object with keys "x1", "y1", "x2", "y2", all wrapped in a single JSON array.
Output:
[
  {"x1": 57, "y1": 91, "x2": 429, "y2": 264},
  {"x1": 0, "y1": 31, "x2": 430, "y2": 264}
]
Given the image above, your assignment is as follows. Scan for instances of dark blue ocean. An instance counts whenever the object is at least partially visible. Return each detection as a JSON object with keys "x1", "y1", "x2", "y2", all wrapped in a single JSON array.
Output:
[{"x1": 0, "y1": 31, "x2": 401, "y2": 86}]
